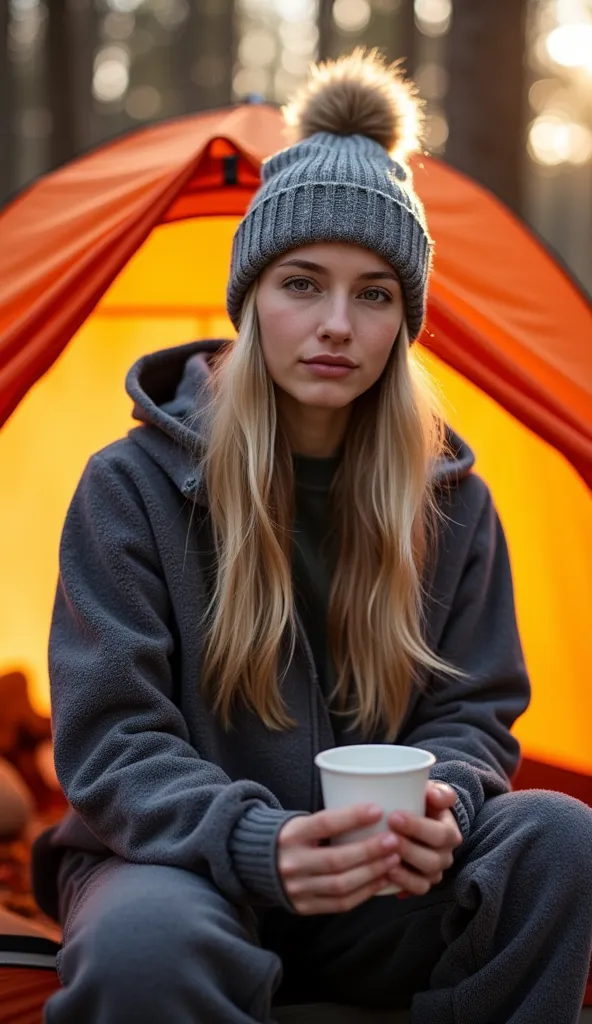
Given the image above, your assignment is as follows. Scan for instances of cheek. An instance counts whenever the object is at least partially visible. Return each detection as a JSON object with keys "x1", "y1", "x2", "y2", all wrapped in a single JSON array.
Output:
[
  {"x1": 257, "y1": 299, "x2": 307, "y2": 376},
  {"x1": 358, "y1": 322, "x2": 400, "y2": 380}
]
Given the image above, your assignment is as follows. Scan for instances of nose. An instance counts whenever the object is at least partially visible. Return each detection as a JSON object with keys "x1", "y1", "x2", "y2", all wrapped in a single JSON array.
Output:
[{"x1": 316, "y1": 294, "x2": 353, "y2": 344}]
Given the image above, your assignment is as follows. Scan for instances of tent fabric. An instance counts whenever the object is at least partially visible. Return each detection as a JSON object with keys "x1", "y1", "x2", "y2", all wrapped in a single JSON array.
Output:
[
  {"x1": 1, "y1": 104, "x2": 590, "y2": 484},
  {"x1": 0, "y1": 105, "x2": 591, "y2": 788}
]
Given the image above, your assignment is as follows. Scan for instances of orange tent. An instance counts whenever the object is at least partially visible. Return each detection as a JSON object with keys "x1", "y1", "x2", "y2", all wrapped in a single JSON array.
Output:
[{"x1": 0, "y1": 104, "x2": 591, "y2": 800}]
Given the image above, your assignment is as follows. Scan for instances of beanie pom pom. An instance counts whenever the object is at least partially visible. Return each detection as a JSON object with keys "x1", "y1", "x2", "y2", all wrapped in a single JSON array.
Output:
[{"x1": 282, "y1": 47, "x2": 423, "y2": 163}]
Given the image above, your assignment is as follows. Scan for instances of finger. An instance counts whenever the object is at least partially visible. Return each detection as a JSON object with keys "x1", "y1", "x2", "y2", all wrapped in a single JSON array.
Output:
[
  {"x1": 292, "y1": 873, "x2": 390, "y2": 916},
  {"x1": 393, "y1": 835, "x2": 451, "y2": 877},
  {"x1": 387, "y1": 863, "x2": 438, "y2": 898},
  {"x1": 426, "y1": 781, "x2": 457, "y2": 809},
  {"x1": 427, "y1": 808, "x2": 463, "y2": 849},
  {"x1": 283, "y1": 851, "x2": 401, "y2": 904},
  {"x1": 388, "y1": 810, "x2": 459, "y2": 850},
  {"x1": 425, "y1": 798, "x2": 453, "y2": 823},
  {"x1": 279, "y1": 804, "x2": 383, "y2": 848},
  {"x1": 439, "y1": 808, "x2": 463, "y2": 849},
  {"x1": 388, "y1": 811, "x2": 444, "y2": 847},
  {"x1": 279, "y1": 828, "x2": 400, "y2": 879}
]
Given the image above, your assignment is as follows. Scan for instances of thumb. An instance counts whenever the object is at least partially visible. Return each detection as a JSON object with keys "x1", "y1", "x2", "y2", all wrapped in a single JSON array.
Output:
[{"x1": 427, "y1": 781, "x2": 457, "y2": 807}]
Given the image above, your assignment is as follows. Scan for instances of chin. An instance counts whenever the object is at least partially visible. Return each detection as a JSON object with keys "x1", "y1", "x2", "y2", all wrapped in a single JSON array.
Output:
[{"x1": 293, "y1": 385, "x2": 355, "y2": 409}]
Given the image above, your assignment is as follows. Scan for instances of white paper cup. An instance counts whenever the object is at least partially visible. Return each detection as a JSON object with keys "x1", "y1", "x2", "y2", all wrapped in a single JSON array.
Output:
[{"x1": 314, "y1": 744, "x2": 436, "y2": 895}]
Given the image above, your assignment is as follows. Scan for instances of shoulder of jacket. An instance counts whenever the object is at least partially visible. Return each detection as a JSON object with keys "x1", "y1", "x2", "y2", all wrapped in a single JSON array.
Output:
[
  {"x1": 437, "y1": 468, "x2": 492, "y2": 522},
  {"x1": 87, "y1": 430, "x2": 176, "y2": 482}
]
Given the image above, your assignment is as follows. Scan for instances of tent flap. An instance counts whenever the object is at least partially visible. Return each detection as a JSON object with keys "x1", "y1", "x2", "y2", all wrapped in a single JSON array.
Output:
[{"x1": 1, "y1": 105, "x2": 590, "y2": 487}]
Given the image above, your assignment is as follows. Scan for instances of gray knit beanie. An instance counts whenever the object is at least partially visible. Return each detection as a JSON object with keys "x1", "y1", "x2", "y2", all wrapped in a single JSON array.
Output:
[{"x1": 226, "y1": 48, "x2": 432, "y2": 342}]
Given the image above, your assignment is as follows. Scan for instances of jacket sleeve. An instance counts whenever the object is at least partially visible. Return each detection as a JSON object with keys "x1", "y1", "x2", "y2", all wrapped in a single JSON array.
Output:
[
  {"x1": 49, "y1": 452, "x2": 300, "y2": 909},
  {"x1": 400, "y1": 483, "x2": 531, "y2": 841}
]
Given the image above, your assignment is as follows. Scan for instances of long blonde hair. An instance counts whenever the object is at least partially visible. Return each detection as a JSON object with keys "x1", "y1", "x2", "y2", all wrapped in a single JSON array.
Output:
[{"x1": 200, "y1": 284, "x2": 460, "y2": 740}]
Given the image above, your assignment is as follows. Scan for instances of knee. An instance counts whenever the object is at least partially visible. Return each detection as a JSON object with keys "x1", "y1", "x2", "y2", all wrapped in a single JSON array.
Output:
[
  {"x1": 484, "y1": 789, "x2": 592, "y2": 878},
  {"x1": 98, "y1": 890, "x2": 181, "y2": 965},
  {"x1": 64, "y1": 867, "x2": 229, "y2": 993}
]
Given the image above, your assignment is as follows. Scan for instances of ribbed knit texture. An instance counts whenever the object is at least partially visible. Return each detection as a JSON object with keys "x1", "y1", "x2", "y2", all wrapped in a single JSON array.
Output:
[
  {"x1": 226, "y1": 132, "x2": 432, "y2": 341},
  {"x1": 228, "y1": 803, "x2": 308, "y2": 911}
]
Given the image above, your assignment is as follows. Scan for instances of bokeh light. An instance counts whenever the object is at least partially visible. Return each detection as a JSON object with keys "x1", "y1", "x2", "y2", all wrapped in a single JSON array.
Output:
[
  {"x1": 240, "y1": 0, "x2": 268, "y2": 14},
  {"x1": 279, "y1": 20, "x2": 318, "y2": 55},
  {"x1": 554, "y1": 0, "x2": 592, "y2": 25},
  {"x1": 92, "y1": 60, "x2": 129, "y2": 103},
  {"x1": 528, "y1": 113, "x2": 592, "y2": 165},
  {"x1": 281, "y1": 50, "x2": 313, "y2": 75},
  {"x1": 8, "y1": 0, "x2": 46, "y2": 60},
  {"x1": 529, "y1": 78, "x2": 562, "y2": 113},
  {"x1": 414, "y1": 0, "x2": 452, "y2": 37},
  {"x1": 92, "y1": 45, "x2": 131, "y2": 103},
  {"x1": 125, "y1": 85, "x2": 162, "y2": 120},
  {"x1": 106, "y1": 0, "x2": 144, "y2": 12},
  {"x1": 275, "y1": 67, "x2": 303, "y2": 101},
  {"x1": 546, "y1": 23, "x2": 592, "y2": 70},
  {"x1": 415, "y1": 62, "x2": 449, "y2": 101},
  {"x1": 424, "y1": 111, "x2": 449, "y2": 153},
  {"x1": 10, "y1": 0, "x2": 41, "y2": 10},
  {"x1": 273, "y1": 0, "x2": 317, "y2": 23},
  {"x1": 238, "y1": 29, "x2": 277, "y2": 68},
  {"x1": 103, "y1": 12, "x2": 136, "y2": 40},
  {"x1": 567, "y1": 123, "x2": 592, "y2": 163},
  {"x1": 152, "y1": 0, "x2": 190, "y2": 30},
  {"x1": 233, "y1": 66, "x2": 270, "y2": 98},
  {"x1": 235, "y1": 0, "x2": 320, "y2": 105},
  {"x1": 332, "y1": 0, "x2": 372, "y2": 33}
]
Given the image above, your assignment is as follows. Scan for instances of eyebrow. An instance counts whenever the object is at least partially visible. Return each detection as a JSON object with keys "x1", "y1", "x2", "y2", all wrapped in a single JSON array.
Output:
[{"x1": 276, "y1": 258, "x2": 400, "y2": 283}]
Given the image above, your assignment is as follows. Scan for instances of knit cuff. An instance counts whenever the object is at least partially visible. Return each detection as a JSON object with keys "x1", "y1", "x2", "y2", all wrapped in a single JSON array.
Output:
[
  {"x1": 429, "y1": 773, "x2": 472, "y2": 842},
  {"x1": 449, "y1": 790, "x2": 471, "y2": 842},
  {"x1": 229, "y1": 803, "x2": 309, "y2": 911}
]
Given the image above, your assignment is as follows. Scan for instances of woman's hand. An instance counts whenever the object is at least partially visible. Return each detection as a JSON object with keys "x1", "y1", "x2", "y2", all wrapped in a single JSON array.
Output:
[
  {"x1": 385, "y1": 781, "x2": 463, "y2": 898},
  {"x1": 277, "y1": 804, "x2": 401, "y2": 915}
]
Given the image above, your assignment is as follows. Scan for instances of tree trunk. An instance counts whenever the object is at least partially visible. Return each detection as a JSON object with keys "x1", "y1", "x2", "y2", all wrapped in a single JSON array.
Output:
[
  {"x1": 67, "y1": 0, "x2": 99, "y2": 152},
  {"x1": 0, "y1": 1, "x2": 15, "y2": 202},
  {"x1": 46, "y1": 0, "x2": 77, "y2": 169},
  {"x1": 400, "y1": 0, "x2": 417, "y2": 77},
  {"x1": 318, "y1": 0, "x2": 335, "y2": 61},
  {"x1": 445, "y1": 0, "x2": 528, "y2": 215},
  {"x1": 180, "y1": 0, "x2": 235, "y2": 113}
]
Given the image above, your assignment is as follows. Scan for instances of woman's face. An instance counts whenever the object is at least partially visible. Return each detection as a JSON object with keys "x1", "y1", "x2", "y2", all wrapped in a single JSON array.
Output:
[{"x1": 255, "y1": 242, "x2": 405, "y2": 413}]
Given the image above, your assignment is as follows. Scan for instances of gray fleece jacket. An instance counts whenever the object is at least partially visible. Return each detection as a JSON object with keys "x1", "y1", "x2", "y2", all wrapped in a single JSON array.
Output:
[{"x1": 43, "y1": 339, "x2": 530, "y2": 917}]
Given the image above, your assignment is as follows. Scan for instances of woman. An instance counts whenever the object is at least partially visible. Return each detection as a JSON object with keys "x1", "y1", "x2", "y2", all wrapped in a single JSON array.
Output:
[{"x1": 35, "y1": 50, "x2": 592, "y2": 1024}]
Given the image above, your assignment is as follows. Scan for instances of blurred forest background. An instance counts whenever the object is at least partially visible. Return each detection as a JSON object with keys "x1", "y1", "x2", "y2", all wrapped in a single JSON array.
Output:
[{"x1": 1, "y1": 0, "x2": 591, "y2": 294}]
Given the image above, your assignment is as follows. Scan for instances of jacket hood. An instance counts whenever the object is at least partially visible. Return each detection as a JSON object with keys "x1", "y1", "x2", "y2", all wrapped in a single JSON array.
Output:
[{"x1": 126, "y1": 339, "x2": 476, "y2": 500}]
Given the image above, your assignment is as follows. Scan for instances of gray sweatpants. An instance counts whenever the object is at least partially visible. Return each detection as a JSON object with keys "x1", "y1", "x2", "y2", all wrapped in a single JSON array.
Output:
[{"x1": 44, "y1": 790, "x2": 592, "y2": 1024}]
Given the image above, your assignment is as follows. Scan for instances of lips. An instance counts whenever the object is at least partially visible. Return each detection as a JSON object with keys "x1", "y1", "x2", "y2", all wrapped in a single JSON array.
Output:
[{"x1": 302, "y1": 356, "x2": 357, "y2": 367}]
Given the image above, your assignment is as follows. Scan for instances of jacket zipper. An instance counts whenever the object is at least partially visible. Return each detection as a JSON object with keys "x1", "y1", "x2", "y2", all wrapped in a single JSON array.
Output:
[{"x1": 293, "y1": 607, "x2": 324, "y2": 812}]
